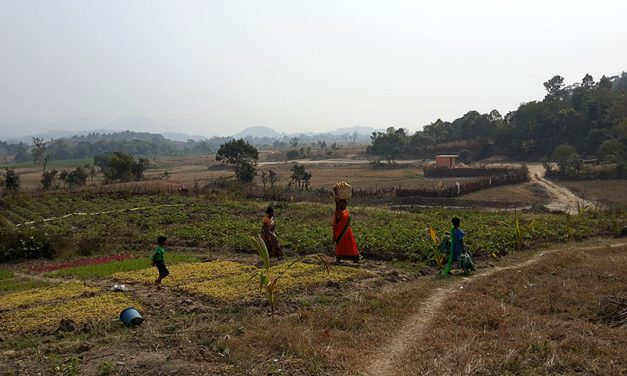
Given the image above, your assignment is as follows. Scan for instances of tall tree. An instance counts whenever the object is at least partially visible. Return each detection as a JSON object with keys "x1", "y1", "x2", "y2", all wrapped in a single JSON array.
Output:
[
  {"x1": 32, "y1": 137, "x2": 52, "y2": 171},
  {"x1": 543, "y1": 75, "x2": 566, "y2": 99},
  {"x1": 215, "y1": 139, "x2": 259, "y2": 182}
]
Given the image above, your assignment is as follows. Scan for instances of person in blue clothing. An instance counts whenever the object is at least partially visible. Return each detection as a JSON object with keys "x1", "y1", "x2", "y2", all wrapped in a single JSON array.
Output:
[
  {"x1": 441, "y1": 217, "x2": 466, "y2": 276},
  {"x1": 450, "y1": 217, "x2": 465, "y2": 268}
]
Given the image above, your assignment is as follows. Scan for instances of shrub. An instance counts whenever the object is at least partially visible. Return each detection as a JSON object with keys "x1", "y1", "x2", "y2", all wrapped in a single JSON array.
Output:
[{"x1": 3, "y1": 167, "x2": 20, "y2": 194}]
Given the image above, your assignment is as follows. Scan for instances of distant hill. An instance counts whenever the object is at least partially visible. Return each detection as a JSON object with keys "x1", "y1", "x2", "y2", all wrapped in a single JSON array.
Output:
[{"x1": 233, "y1": 126, "x2": 282, "y2": 138}]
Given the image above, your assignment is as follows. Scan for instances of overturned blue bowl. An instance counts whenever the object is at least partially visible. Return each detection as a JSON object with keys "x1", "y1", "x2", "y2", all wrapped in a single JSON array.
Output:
[{"x1": 119, "y1": 307, "x2": 143, "y2": 326}]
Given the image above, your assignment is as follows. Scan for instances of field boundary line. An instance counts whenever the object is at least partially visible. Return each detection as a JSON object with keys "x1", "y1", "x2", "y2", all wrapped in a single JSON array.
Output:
[{"x1": 14, "y1": 204, "x2": 188, "y2": 227}]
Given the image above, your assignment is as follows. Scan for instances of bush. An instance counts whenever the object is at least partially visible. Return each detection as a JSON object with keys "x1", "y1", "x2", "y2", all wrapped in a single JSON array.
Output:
[
  {"x1": 0, "y1": 225, "x2": 57, "y2": 261},
  {"x1": 41, "y1": 169, "x2": 58, "y2": 190},
  {"x1": 3, "y1": 167, "x2": 20, "y2": 194},
  {"x1": 96, "y1": 152, "x2": 150, "y2": 183},
  {"x1": 60, "y1": 167, "x2": 88, "y2": 187}
]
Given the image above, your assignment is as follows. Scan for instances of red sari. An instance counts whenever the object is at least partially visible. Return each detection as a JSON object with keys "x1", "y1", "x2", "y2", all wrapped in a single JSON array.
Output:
[{"x1": 333, "y1": 209, "x2": 359, "y2": 257}]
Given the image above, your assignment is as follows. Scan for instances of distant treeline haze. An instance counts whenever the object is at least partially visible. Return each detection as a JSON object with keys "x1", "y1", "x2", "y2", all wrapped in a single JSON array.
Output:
[{"x1": 0, "y1": 131, "x2": 371, "y2": 163}]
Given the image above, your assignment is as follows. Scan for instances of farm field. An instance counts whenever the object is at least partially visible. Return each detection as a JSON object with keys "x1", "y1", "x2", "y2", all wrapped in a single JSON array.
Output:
[
  {"x1": 460, "y1": 181, "x2": 551, "y2": 207},
  {"x1": 1, "y1": 194, "x2": 623, "y2": 261},
  {"x1": 559, "y1": 179, "x2": 627, "y2": 209},
  {"x1": 0, "y1": 176, "x2": 625, "y2": 375},
  {"x1": 6, "y1": 154, "x2": 485, "y2": 196}
]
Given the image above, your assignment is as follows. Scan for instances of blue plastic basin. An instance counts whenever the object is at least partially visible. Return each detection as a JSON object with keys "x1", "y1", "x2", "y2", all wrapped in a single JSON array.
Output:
[{"x1": 119, "y1": 307, "x2": 143, "y2": 326}]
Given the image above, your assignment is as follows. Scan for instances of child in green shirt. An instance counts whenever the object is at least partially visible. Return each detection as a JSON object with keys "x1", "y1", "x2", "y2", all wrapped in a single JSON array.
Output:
[{"x1": 151, "y1": 236, "x2": 169, "y2": 287}]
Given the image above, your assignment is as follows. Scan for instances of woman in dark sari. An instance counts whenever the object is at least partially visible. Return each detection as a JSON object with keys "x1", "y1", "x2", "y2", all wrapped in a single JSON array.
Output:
[{"x1": 261, "y1": 205, "x2": 284, "y2": 258}]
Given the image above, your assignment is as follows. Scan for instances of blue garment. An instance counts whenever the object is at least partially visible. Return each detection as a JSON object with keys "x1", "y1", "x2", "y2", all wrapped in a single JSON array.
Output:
[{"x1": 452, "y1": 227, "x2": 464, "y2": 261}]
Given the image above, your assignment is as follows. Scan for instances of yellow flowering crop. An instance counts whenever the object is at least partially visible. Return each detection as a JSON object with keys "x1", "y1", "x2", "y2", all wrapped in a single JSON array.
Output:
[
  {"x1": 113, "y1": 260, "x2": 255, "y2": 286},
  {"x1": 0, "y1": 292, "x2": 142, "y2": 333},
  {"x1": 115, "y1": 260, "x2": 364, "y2": 301},
  {"x1": 0, "y1": 282, "x2": 99, "y2": 311}
]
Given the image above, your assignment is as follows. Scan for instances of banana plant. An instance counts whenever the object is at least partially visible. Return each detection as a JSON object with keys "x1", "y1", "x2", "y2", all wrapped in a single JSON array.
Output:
[
  {"x1": 428, "y1": 227, "x2": 445, "y2": 268},
  {"x1": 251, "y1": 235, "x2": 330, "y2": 319}
]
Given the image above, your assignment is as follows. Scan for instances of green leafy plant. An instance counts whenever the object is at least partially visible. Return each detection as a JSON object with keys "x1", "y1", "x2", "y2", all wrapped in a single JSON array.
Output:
[
  {"x1": 428, "y1": 227, "x2": 445, "y2": 268},
  {"x1": 514, "y1": 217, "x2": 523, "y2": 250},
  {"x1": 251, "y1": 235, "x2": 329, "y2": 318},
  {"x1": 98, "y1": 361, "x2": 115, "y2": 376}
]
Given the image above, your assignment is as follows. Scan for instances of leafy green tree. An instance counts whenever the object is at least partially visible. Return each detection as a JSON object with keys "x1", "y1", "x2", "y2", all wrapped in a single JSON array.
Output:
[
  {"x1": 268, "y1": 170, "x2": 278, "y2": 188},
  {"x1": 543, "y1": 75, "x2": 566, "y2": 99},
  {"x1": 598, "y1": 139, "x2": 626, "y2": 162},
  {"x1": 95, "y1": 152, "x2": 150, "y2": 183},
  {"x1": 598, "y1": 75, "x2": 613, "y2": 90},
  {"x1": 289, "y1": 164, "x2": 312, "y2": 191},
  {"x1": 215, "y1": 139, "x2": 259, "y2": 182},
  {"x1": 458, "y1": 150, "x2": 473, "y2": 164},
  {"x1": 367, "y1": 127, "x2": 406, "y2": 164},
  {"x1": 32, "y1": 137, "x2": 52, "y2": 171},
  {"x1": 488, "y1": 109, "x2": 503, "y2": 121},
  {"x1": 558, "y1": 153, "x2": 583, "y2": 177},
  {"x1": 581, "y1": 73, "x2": 595, "y2": 89},
  {"x1": 551, "y1": 144, "x2": 577, "y2": 162}
]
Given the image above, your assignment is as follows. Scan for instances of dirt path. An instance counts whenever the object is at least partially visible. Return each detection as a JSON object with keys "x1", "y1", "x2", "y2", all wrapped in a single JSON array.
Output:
[
  {"x1": 527, "y1": 164, "x2": 597, "y2": 214},
  {"x1": 362, "y1": 241, "x2": 627, "y2": 376}
]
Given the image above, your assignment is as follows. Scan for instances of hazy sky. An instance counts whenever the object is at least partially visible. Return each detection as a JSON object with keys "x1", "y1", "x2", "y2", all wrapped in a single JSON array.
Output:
[{"x1": 1, "y1": 0, "x2": 626, "y2": 137}]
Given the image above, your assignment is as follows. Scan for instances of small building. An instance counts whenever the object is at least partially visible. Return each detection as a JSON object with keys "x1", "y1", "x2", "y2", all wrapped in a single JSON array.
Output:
[{"x1": 435, "y1": 155, "x2": 459, "y2": 168}]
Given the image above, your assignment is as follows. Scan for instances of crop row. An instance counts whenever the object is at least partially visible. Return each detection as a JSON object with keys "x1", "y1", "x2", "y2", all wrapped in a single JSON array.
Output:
[
  {"x1": 0, "y1": 292, "x2": 141, "y2": 333},
  {"x1": 3, "y1": 195, "x2": 624, "y2": 262},
  {"x1": 0, "y1": 281, "x2": 98, "y2": 311},
  {"x1": 114, "y1": 260, "x2": 364, "y2": 300}
]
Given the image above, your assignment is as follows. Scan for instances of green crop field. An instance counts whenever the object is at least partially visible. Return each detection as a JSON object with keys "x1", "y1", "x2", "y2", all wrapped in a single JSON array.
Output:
[{"x1": 1, "y1": 193, "x2": 623, "y2": 263}]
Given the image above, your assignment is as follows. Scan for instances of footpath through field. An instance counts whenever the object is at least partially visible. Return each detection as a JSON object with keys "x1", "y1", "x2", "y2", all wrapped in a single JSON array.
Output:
[
  {"x1": 527, "y1": 164, "x2": 597, "y2": 214},
  {"x1": 362, "y1": 240, "x2": 627, "y2": 376}
]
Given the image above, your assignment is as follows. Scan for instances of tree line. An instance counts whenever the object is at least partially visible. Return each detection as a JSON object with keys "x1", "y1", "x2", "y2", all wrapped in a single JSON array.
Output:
[
  {"x1": 1, "y1": 130, "x2": 370, "y2": 164},
  {"x1": 368, "y1": 72, "x2": 627, "y2": 163}
]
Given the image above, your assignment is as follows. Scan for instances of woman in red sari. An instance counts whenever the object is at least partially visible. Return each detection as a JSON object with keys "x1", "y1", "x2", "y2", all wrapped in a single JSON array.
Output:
[{"x1": 333, "y1": 199, "x2": 360, "y2": 263}]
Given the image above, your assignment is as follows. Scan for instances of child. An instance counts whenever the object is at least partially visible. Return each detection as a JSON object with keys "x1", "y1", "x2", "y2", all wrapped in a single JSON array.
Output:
[
  {"x1": 441, "y1": 217, "x2": 466, "y2": 276},
  {"x1": 152, "y1": 236, "x2": 169, "y2": 287}
]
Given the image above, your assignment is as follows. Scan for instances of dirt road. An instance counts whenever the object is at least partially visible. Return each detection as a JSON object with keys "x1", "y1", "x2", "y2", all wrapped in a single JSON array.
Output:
[
  {"x1": 362, "y1": 241, "x2": 627, "y2": 376},
  {"x1": 527, "y1": 164, "x2": 597, "y2": 214}
]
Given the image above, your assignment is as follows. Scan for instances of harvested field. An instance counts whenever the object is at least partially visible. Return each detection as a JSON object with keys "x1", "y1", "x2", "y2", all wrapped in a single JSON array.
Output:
[
  {"x1": 461, "y1": 181, "x2": 551, "y2": 206},
  {"x1": 560, "y1": 179, "x2": 627, "y2": 209}
]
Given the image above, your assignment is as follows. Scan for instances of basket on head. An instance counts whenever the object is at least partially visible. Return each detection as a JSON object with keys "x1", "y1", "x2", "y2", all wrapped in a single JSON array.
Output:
[{"x1": 333, "y1": 181, "x2": 352, "y2": 201}]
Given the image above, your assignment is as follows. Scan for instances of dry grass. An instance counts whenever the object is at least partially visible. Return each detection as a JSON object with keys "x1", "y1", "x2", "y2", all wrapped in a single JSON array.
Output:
[
  {"x1": 401, "y1": 243, "x2": 627, "y2": 375},
  {"x1": 560, "y1": 180, "x2": 627, "y2": 209},
  {"x1": 461, "y1": 181, "x2": 550, "y2": 206},
  {"x1": 2, "y1": 242, "x2": 625, "y2": 375},
  {"x1": 12, "y1": 155, "x2": 467, "y2": 193}
]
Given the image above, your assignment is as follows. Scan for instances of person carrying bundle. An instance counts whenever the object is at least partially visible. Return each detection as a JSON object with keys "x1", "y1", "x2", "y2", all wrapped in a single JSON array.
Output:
[{"x1": 333, "y1": 182, "x2": 360, "y2": 264}]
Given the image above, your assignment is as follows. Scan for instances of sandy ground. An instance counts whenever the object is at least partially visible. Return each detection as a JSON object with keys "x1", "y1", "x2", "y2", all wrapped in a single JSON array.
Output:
[{"x1": 527, "y1": 164, "x2": 597, "y2": 214}]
